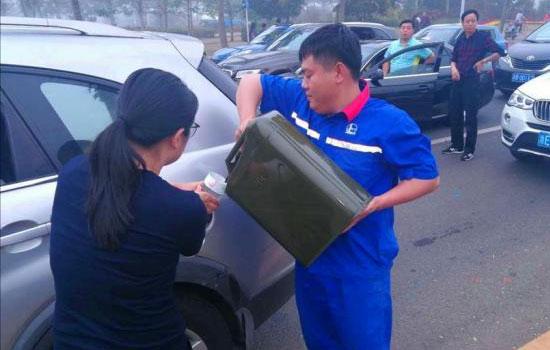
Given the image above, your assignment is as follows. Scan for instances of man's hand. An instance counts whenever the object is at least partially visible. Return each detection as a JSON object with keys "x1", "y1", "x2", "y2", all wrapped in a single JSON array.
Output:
[
  {"x1": 236, "y1": 74, "x2": 263, "y2": 140},
  {"x1": 474, "y1": 60, "x2": 485, "y2": 73},
  {"x1": 343, "y1": 196, "x2": 383, "y2": 232},
  {"x1": 235, "y1": 120, "x2": 250, "y2": 140},
  {"x1": 343, "y1": 177, "x2": 439, "y2": 233},
  {"x1": 451, "y1": 66, "x2": 460, "y2": 81}
]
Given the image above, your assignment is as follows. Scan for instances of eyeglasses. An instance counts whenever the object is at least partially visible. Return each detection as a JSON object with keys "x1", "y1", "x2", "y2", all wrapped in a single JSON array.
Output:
[{"x1": 189, "y1": 122, "x2": 200, "y2": 138}]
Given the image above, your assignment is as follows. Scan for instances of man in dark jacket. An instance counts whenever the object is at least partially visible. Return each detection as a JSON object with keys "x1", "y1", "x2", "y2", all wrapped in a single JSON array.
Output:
[{"x1": 442, "y1": 9, "x2": 505, "y2": 161}]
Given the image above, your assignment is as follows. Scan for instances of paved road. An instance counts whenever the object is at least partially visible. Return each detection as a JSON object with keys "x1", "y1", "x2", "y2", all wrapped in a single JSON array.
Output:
[{"x1": 252, "y1": 92, "x2": 550, "y2": 350}]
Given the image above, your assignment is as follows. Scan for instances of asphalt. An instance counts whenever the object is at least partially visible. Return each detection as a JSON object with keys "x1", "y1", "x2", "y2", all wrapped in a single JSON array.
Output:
[{"x1": 252, "y1": 92, "x2": 550, "y2": 350}]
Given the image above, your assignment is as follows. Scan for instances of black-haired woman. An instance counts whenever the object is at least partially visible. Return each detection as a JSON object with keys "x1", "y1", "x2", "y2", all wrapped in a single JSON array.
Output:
[{"x1": 50, "y1": 68, "x2": 219, "y2": 350}]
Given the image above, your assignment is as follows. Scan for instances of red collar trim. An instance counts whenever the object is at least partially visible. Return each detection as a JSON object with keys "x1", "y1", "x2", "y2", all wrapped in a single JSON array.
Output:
[{"x1": 342, "y1": 80, "x2": 370, "y2": 122}]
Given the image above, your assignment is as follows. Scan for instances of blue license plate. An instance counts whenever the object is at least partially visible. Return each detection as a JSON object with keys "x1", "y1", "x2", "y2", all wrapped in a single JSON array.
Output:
[
  {"x1": 537, "y1": 132, "x2": 550, "y2": 149},
  {"x1": 511, "y1": 73, "x2": 535, "y2": 83}
]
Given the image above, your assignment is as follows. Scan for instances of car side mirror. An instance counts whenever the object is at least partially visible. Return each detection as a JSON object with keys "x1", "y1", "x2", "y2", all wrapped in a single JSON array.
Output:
[{"x1": 367, "y1": 68, "x2": 384, "y2": 86}]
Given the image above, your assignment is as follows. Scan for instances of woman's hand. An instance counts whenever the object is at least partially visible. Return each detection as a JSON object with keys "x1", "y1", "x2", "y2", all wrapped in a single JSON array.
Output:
[
  {"x1": 172, "y1": 181, "x2": 202, "y2": 191},
  {"x1": 194, "y1": 185, "x2": 220, "y2": 215}
]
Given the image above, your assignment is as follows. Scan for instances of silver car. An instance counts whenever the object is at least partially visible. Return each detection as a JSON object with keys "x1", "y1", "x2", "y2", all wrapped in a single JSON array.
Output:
[{"x1": 0, "y1": 17, "x2": 294, "y2": 350}]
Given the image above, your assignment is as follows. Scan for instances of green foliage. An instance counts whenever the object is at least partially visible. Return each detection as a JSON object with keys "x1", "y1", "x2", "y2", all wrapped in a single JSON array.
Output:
[
  {"x1": 343, "y1": 0, "x2": 396, "y2": 22},
  {"x1": 249, "y1": 0, "x2": 305, "y2": 21}
]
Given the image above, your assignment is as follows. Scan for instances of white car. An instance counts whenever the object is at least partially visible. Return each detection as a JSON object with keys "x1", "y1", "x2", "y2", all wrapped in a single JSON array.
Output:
[{"x1": 501, "y1": 72, "x2": 550, "y2": 160}]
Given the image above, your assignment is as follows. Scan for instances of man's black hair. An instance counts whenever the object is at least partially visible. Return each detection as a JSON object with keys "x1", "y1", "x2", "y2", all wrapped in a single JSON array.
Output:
[
  {"x1": 461, "y1": 9, "x2": 479, "y2": 22},
  {"x1": 298, "y1": 23, "x2": 361, "y2": 80},
  {"x1": 399, "y1": 19, "x2": 414, "y2": 27}
]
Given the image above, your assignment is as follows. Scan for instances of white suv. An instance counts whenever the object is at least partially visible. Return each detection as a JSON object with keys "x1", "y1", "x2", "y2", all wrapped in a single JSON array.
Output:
[{"x1": 501, "y1": 72, "x2": 550, "y2": 160}]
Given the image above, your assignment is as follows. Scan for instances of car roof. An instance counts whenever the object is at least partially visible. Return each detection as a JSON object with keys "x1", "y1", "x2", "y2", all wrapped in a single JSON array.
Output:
[
  {"x1": 423, "y1": 23, "x2": 498, "y2": 30},
  {"x1": 0, "y1": 17, "x2": 205, "y2": 82}
]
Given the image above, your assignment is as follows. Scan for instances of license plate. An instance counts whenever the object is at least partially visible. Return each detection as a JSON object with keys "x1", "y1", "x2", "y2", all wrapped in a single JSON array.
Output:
[
  {"x1": 511, "y1": 73, "x2": 535, "y2": 83},
  {"x1": 537, "y1": 132, "x2": 550, "y2": 149}
]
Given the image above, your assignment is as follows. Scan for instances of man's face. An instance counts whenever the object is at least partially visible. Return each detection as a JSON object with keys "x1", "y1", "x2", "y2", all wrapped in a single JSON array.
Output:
[
  {"x1": 300, "y1": 55, "x2": 339, "y2": 114},
  {"x1": 462, "y1": 13, "x2": 478, "y2": 35},
  {"x1": 400, "y1": 23, "x2": 414, "y2": 41}
]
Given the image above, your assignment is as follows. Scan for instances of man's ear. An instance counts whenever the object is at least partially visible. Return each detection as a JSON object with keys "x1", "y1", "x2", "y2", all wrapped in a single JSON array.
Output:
[{"x1": 334, "y1": 62, "x2": 348, "y2": 83}]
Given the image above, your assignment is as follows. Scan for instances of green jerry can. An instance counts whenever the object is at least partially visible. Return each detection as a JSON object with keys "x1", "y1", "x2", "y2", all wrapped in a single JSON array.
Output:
[{"x1": 225, "y1": 111, "x2": 372, "y2": 267}]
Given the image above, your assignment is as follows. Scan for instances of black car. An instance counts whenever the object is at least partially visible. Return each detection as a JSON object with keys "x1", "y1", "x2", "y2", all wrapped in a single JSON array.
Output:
[
  {"x1": 495, "y1": 22, "x2": 550, "y2": 96},
  {"x1": 414, "y1": 23, "x2": 508, "y2": 51},
  {"x1": 219, "y1": 22, "x2": 397, "y2": 80},
  {"x1": 290, "y1": 40, "x2": 495, "y2": 123}
]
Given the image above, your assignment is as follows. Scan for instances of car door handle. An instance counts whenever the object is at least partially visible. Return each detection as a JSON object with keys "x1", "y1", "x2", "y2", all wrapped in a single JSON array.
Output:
[
  {"x1": 0, "y1": 222, "x2": 50, "y2": 248},
  {"x1": 418, "y1": 85, "x2": 431, "y2": 93}
]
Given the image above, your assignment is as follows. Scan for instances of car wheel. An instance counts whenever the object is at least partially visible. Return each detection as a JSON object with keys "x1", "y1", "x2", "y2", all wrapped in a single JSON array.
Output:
[
  {"x1": 178, "y1": 293, "x2": 233, "y2": 350},
  {"x1": 510, "y1": 149, "x2": 538, "y2": 161},
  {"x1": 33, "y1": 328, "x2": 53, "y2": 350}
]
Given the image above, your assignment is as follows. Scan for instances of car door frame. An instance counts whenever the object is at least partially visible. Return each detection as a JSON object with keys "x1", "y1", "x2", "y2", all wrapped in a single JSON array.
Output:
[
  {"x1": 0, "y1": 65, "x2": 122, "y2": 172},
  {"x1": 362, "y1": 41, "x2": 445, "y2": 122}
]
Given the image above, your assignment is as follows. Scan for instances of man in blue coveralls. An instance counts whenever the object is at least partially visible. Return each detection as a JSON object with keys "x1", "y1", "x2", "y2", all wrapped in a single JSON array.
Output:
[{"x1": 235, "y1": 24, "x2": 440, "y2": 350}]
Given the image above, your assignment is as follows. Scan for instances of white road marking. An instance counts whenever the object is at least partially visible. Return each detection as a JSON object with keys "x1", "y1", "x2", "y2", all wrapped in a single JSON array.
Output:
[{"x1": 431, "y1": 126, "x2": 502, "y2": 145}]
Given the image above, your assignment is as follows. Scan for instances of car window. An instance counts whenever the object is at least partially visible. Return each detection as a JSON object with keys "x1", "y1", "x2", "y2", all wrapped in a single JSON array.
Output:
[
  {"x1": 362, "y1": 48, "x2": 387, "y2": 71},
  {"x1": 1, "y1": 69, "x2": 119, "y2": 169},
  {"x1": 526, "y1": 22, "x2": 550, "y2": 42},
  {"x1": 251, "y1": 25, "x2": 286, "y2": 45},
  {"x1": 440, "y1": 47, "x2": 452, "y2": 66},
  {"x1": 267, "y1": 27, "x2": 316, "y2": 51},
  {"x1": 372, "y1": 28, "x2": 392, "y2": 39},
  {"x1": 352, "y1": 27, "x2": 376, "y2": 40},
  {"x1": 40, "y1": 82, "x2": 117, "y2": 142},
  {"x1": 415, "y1": 28, "x2": 458, "y2": 44},
  {"x1": 0, "y1": 92, "x2": 56, "y2": 185}
]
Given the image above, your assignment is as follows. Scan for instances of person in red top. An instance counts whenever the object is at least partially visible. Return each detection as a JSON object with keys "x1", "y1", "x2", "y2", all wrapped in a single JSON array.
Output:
[{"x1": 544, "y1": 13, "x2": 550, "y2": 22}]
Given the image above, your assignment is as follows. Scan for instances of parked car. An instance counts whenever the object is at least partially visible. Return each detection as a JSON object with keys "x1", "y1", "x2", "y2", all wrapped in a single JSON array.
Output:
[
  {"x1": 501, "y1": 72, "x2": 550, "y2": 161},
  {"x1": 495, "y1": 22, "x2": 550, "y2": 96},
  {"x1": 211, "y1": 24, "x2": 290, "y2": 63},
  {"x1": 0, "y1": 16, "x2": 295, "y2": 350},
  {"x1": 219, "y1": 22, "x2": 397, "y2": 80},
  {"x1": 290, "y1": 40, "x2": 495, "y2": 123},
  {"x1": 414, "y1": 23, "x2": 507, "y2": 51}
]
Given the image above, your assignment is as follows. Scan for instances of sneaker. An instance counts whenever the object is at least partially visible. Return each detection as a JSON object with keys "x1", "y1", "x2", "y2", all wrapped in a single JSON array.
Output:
[
  {"x1": 442, "y1": 145, "x2": 463, "y2": 154},
  {"x1": 461, "y1": 152, "x2": 474, "y2": 161}
]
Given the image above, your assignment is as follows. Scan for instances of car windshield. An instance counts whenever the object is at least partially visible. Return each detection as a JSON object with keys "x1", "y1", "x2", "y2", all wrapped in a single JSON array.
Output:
[
  {"x1": 415, "y1": 27, "x2": 458, "y2": 44},
  {"x1": 250, "y1": 25, "x2": 287, "y2": 45},
  {"x1": 525, "y1": 23, "x2": 550, "y2": 42},
  {"x1": 267, "y1": 26, "x2": 317, "y2": 51}
]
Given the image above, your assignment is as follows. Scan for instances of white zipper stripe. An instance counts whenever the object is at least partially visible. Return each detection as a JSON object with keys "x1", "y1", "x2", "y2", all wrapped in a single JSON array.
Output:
[
  {"x1": 292, "y1": 112, "x2": 320, "y2": 140},
  {"x1": 306, "y1": 129, "x2": 321, "y2": 139},
  {"x1": 326, "y1": 137, "x2": 382, "y2": 154}
]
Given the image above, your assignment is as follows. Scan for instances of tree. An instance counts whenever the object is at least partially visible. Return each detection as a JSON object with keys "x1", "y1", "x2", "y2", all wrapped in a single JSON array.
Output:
[
  {"x1": 130, "y1": 0, "x2": 147, "y2": 29},
  {"x1": 71, "y1": 0, "x2": 83, "y2": 20},
  {"x1": 336, "y1": 0, "x2": 346, "y2": 22},
  {"x1": 218, "y1": 0, "x2": 228, "y2": 47},
  {"x1": 249, "y1": 0, "x2": 305, "y2": 22},
  {"x1": 343, "y1": 0, "x2": 394, "y2": 22}
]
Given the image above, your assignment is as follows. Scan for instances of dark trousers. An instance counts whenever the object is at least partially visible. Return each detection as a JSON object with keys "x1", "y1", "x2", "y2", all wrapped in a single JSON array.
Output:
[{"x1": 449, "y1": 76, "x2": 481, "y2": 153}]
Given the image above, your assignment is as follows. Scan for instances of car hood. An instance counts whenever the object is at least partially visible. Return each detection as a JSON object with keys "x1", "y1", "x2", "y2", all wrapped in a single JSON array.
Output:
[
  {"x1": 219, "y1": 50, "x2": 299, "y2": 73},
  {"x1": 508, "y1": 41, "x2": 550, "y2": 60},
  {"x1": 518, "y1": 72, "x2": 550, "y2": 100}
]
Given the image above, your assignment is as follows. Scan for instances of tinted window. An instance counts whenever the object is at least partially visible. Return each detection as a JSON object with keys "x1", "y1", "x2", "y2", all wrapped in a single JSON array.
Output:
[
  {"x1": 415, "y1": 27, "x2": 458, "y2": 44},
  {"x1": 1, "y1": 69, "x2": 119, "y2": 168},
  {"x1": 267, "y1": 27, "x2": 316, "y2": 51},
  {"x1": 40, "y1": 82, "x2": 117, "y2": 141},
  {"x1": 0, "y1": 92, "x2": 56, "y2": 185},
  {"x1": 251, "y1": 25, "x2": 287, "y2": 45}
]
